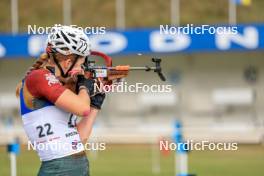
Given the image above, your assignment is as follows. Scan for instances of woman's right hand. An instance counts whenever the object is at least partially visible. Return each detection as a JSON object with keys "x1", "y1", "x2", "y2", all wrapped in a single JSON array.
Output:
[
  {"x1": 76, "y1": 76, "x2": 106, "y2": 110},
  {"x1": 76, "y1": 75, "x2": 95, "y2": 95}
]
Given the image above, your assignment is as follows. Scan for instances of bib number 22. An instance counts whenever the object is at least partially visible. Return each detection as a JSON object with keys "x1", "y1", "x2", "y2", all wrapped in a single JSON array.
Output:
[{"x1": 36, "y1": 123, "x2": 54, "y2": 138}]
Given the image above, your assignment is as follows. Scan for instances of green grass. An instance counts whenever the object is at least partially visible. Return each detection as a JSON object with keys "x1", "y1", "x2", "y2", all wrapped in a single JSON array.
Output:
[
  {"x1": 1, "y1": 0, "x2": 264, "y2": 32},
  {"x1": 0, "y1": 144, "x2": 264, "y2": 176}
]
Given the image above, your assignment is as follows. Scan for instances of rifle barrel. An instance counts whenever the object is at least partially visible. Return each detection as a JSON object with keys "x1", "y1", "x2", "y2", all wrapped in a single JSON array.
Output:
[
  {"x1": 86, "y1": 66, "x2": 157, "y2": 71},
  {"x1": 108, "y1": 66, "x2": 157, "y2": 71}
]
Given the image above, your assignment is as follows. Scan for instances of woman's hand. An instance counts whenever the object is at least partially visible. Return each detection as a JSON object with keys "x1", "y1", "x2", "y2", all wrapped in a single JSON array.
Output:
[
  {"x1": 76, "y1": 75, "x2": 95, "y2": 95},
  {"x1": 60, "y1": 69, "x2": 85, "y2": 93},
  {"x1": 90, "y1": 93, "x2": 106, "y2": 110}
]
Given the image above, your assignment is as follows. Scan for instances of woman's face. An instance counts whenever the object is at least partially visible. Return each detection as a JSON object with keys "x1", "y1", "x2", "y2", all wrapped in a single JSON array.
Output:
[{"x1": 56, "y1": 54, "x2": 85, "y2": 75}]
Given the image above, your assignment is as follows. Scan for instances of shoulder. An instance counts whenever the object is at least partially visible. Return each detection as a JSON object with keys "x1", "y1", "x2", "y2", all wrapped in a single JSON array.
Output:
[
  {"x1": 25, "y1": 69, "x2": 66, "y2": 103},
  {"x1": 26, "y1": 69, "x2": 61, "y2": 87},
  {"x1": 27, "y1": 69, "x2": 49, "y2": 78},
  {"x1": 26, "y1": 69, "x2": 52, "y2": 81},
  {"x1": 26, "y1": 69, "x2": 49, "y2": 84}
]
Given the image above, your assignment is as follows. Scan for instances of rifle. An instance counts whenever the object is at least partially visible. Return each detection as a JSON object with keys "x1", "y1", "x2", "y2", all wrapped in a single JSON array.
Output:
[{"x1": 82, "y1": 51, "x2": 166, "y2": 85}]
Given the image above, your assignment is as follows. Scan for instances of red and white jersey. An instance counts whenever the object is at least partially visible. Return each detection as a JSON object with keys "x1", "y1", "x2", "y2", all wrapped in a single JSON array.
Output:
[{"x1": 20, "y1": 69, "x2": 84, "y2": 161}]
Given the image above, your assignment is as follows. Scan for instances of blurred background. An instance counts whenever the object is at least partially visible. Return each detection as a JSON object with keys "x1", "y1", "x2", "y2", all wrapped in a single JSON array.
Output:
[{"x1": 0, "y1": 0, "x2": 264, "y2": 176}]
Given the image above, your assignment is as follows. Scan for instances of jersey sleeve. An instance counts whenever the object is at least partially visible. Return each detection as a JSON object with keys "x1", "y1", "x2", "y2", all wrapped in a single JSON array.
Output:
[{"x1": 25, "y1": 69, "x2": 66, "y2": 104}]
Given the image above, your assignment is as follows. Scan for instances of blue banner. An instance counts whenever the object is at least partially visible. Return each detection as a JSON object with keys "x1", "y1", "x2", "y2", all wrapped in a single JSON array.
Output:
[{"x1": 0, "y1": 24, "x2": 264, "y2": 58}]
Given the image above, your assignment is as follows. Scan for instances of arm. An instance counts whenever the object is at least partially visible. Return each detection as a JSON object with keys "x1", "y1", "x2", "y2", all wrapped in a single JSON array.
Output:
[
  {"x1": 77, "y1": 108, "x2": 98, "y2": 143},
  {"x1": 77, "y1": 93, "x2": 106, "y2": 143},
  {"x1": 58, "y1": 76, "x2": 106, "y2": 142},
  {"x1": 26, "y1": 69, "x2": 91, "y2": 117},
  {"x1": 55, "y1": 88, "x2": 90, "y2": 117}
]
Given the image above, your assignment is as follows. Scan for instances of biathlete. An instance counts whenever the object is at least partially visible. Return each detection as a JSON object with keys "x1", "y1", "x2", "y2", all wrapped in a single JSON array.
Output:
[{"x1": 16, "y1": 25, "x2": 105, "y2": 176}]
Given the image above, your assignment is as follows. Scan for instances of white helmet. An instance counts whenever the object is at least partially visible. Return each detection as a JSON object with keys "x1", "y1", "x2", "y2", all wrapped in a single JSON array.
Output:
[{"x1": 47, "y1": 25, "x2": 91, "y2": 56}]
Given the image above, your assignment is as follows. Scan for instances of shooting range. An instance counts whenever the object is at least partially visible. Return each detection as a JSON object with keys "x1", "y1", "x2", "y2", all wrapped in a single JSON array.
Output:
[{"x1": 0, "y1": 0, "x2": 264, "y2": 176}]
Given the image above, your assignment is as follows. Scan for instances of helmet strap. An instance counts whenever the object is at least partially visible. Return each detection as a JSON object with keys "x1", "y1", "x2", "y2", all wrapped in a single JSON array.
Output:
[
  {"x1": 46, "y1": 66, "x2": 55, "y2": 74},
  {"x1": 52, "y1": 53, "x2": 79, "y2": 78},
  {"x1": 65, "y1": 55, "x2": 79, "y2": 76}
]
